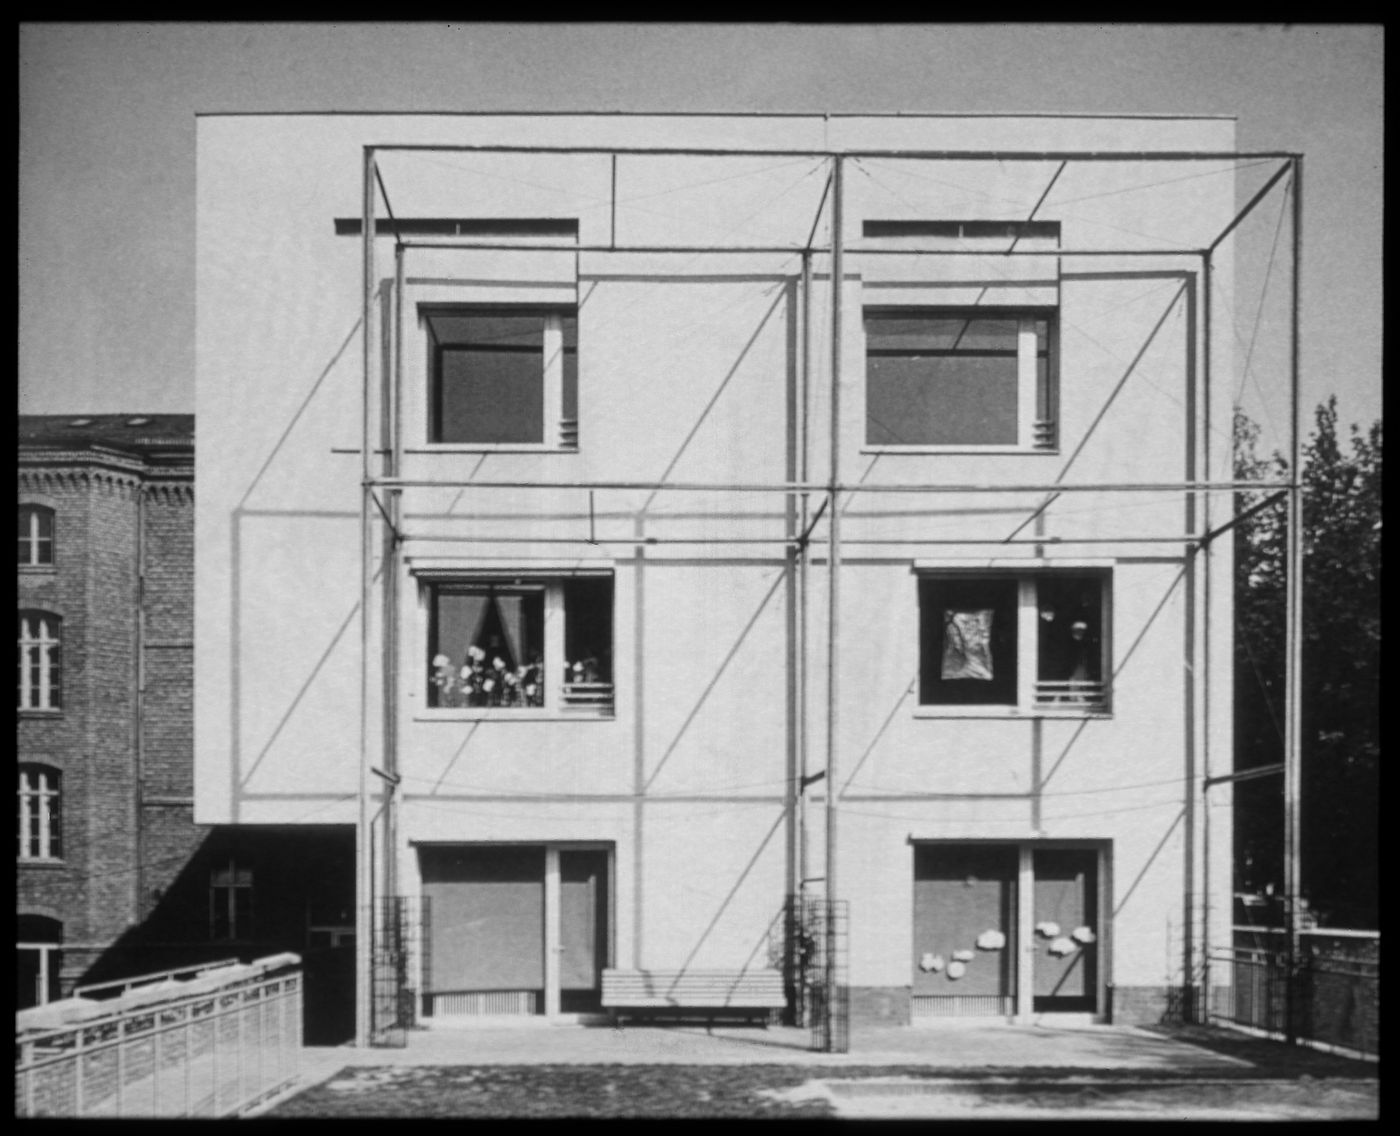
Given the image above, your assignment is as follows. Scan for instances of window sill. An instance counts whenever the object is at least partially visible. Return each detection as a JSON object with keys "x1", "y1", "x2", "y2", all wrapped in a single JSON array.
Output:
[
  {"x1": 17, "y1": 709, "x2": 63, "y2": 719},
  {"x1": 18, "y1": 565, "x2": 58, "y2": 576},
  {"x1": 416, "y1": 708, "x2": 615, "y2": 722},
  {"x1": 408, "y1": 444, "x2": 580, "y2": 455},
  {"x1": 862, "y1": 445, "x2": 1059, "y2": 456},
  {"x1": 913, "y1": 706, "x2": 1112, "y2": 720},
  {"x1": 17, "y1": 857, "x2": 65, "y2": 869}
]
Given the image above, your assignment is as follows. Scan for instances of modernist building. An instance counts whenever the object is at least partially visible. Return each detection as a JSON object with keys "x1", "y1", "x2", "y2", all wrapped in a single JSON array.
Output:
[
  {"x1": 18, "y1": 416, "x2": 354, "y2": 1041},
  {"x1": 195, "y1": 113, "x2": 1253, "y2": 1041}
]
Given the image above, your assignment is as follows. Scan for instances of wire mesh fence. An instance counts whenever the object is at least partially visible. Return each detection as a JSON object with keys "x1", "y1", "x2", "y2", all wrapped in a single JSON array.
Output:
[
  {"x1": 1209, "y1": 929, "x2": 1378, "y2": 1057},
  {"x1": 369, "y1": 896, "x2": 420, "y2": 1047},
  {"x1": 785, "y1": 894, "x2": 849, "y2": 1053}
]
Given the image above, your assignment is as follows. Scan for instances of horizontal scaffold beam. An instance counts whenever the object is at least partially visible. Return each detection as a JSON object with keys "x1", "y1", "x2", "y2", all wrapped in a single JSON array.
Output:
[{"x1": 371, "y1": 477, "x2": 1293, "y2": 495}]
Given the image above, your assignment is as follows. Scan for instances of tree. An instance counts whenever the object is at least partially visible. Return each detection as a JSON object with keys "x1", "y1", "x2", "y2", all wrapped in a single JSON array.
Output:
[{"x1": 1232, "y1": 398, "x2": 1381, "y2": 928}]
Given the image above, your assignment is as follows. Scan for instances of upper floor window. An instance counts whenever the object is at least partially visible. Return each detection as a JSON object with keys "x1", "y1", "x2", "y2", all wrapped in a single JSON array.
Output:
[
  {"x1": 17, "y1": 611, "x2": 62, "y2": 712},
  {"x1": 210, "y1": 859, "x2": 254, "y2": 940},
  {"x1": 425, "y1": 307, "x2": 578, "y2": 448},
  {"x1": 918, "y1": 572, "x2": 1108, "y2": 712},
  {"x1": 865, "y1": 309, "x2": 1056, "y2": 450},
  {"x1": 18, "y1": 506, "x2": 54, "y2": 567},
  {"x1": 17, "y1": 765, "x2": 62, "y2": 860},
  {"x1": 426, "y1": 574, "x2": 613, "y2": 715}
]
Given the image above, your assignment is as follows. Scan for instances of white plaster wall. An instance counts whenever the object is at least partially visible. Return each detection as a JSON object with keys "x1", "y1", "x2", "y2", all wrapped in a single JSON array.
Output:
[{"x1": 197, "y1": 112, "x2": 1237, "y2": 991}]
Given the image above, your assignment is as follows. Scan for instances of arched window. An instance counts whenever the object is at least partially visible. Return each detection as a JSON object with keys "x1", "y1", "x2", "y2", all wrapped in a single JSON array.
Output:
[
  {"x1": 18, "y1": 765, "x2": 62, "y2": 860},
  {"x1": 17, "y1": 611, "x2": 62, "y2": 711},
  {"x1": 17, "y1": 914, "x2": 63, "y2": 1008},
  {"x1": 18, "y1": 506, "x2": 55, "y2": 566}
]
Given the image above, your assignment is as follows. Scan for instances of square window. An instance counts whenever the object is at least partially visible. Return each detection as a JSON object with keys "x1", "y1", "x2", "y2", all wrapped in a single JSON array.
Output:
[
  {"x1": 426, "y1": 576, "x2": 613, "y2": 715},
  {"x1": 919, "y1": 573, "x2": 1108, "y2": 711},
  {"x1": 425, "y1": 308, "x2": 577, "y2": 447},
  {"x1": 865, "y1": 309, "x2": 1055, "y2": 449}
]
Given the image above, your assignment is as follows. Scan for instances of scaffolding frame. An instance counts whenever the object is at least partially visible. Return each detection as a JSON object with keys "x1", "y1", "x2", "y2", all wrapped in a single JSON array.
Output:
[{"x1": 354, "y1": 137, "x2": 1303, "y2": 1048}]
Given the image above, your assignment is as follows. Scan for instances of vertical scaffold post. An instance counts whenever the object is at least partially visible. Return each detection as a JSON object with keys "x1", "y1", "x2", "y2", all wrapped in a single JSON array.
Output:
[
  {"x1": 823, "y1": 154, "x2": 844, "y2": 1053},
  {"x1": 356, "y1": 144, "x2": 376, "y2": 1049},
  {"x1": 1283, "y1": 155, "x2": 1304, "y2": 1046}
]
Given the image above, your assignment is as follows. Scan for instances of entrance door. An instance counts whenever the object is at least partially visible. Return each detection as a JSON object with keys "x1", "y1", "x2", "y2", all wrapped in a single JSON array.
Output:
[
  {"x1": 559, "y1": 849, "x2": 609, "y2": 1012},
  {"x1": 1032, "y1": 848, "x2": 1099, "y2": 1013},
  {"x1": 419, "y1": 844, "x2": 611, "y2": 1018},
  {"x1": 912, "y1": 844, "x2": 1017, "y2": 1017}
]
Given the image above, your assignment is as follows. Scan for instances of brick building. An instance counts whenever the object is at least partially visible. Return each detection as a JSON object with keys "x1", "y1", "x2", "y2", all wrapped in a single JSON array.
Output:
[{"x1": 18, "y1": 416, "x2": 354, "y2": 1039}]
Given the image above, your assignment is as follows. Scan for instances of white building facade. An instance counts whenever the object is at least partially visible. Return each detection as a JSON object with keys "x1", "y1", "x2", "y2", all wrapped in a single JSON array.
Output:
[{"x1": 196, "y1": 113, "x2": 1242, "y2": 1038}]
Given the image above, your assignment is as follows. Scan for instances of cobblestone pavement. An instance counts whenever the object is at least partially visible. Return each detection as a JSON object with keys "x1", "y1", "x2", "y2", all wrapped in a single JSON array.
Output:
[{"x1": 257, "y1": 1022, "x2": 1376, "y2": 1119}]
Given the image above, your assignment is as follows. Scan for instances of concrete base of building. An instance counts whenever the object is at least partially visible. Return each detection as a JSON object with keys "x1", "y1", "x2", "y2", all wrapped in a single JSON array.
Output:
[
  {"x1": 848, "y1": 986, "x2": 914, "y2": 1027},
  {"x1": 1108, "y1": 985, "x2": 1200, "y2": 1026}
]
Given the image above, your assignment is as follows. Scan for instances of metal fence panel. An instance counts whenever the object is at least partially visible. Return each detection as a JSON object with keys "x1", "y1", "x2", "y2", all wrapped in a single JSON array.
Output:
[{"x1": 15, "y1": 954, "x2": 302, "y2": 1118}]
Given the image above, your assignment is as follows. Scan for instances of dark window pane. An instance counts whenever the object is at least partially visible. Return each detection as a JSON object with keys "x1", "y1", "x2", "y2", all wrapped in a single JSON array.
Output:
[
  {"x1": 564, "y1": 578, "x2": 612, "y2": 685},
  {"x1": 919, "y1": 578, "x2": 1018, "y2": 705},
  {"x1": 868, "y1": 356, "x2": 1018, "y2": 445},
  {"x1": 1036, "y1": 576, "x2": 1104, "y2": 684},
  {"x1": 437, "y1": 348, "x2": 544, "y2": 444},
  {"x1": 865, "y1": 313, "x2": 1051, "y2": 446}
]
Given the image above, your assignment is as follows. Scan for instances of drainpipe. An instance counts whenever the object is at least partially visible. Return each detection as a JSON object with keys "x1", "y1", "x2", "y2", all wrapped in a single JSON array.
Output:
[{"x1": 134, "y1": 481, "x2": 146, "y2": 931}]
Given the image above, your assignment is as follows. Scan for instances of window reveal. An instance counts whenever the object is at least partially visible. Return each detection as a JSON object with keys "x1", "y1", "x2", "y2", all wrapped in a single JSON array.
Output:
[
  {"x1": 427, "y1": 577, "x2": 613, "y2": 713},
  {"x1": 920, "y1": 574, "x2": 1107, "y2": 710},
  {"x1": 865, "y1": 310, "x2": 1055, "y2": 449},
  {"x1": 210, "y1": 860, "x2": 254, "y2": 940},
  {"x1": 425, "y1": 308, "x2": 578, "y2": 446}
]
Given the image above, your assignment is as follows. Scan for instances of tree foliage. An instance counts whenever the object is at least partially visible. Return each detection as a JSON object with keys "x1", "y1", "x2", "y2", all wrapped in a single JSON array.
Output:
[{"x1": 1233, "y1": 398, "x2": 1380, "y2": 928}]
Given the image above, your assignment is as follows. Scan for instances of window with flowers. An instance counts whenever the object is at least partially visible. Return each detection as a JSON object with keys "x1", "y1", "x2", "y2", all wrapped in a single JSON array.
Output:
[
  {"x1": 918, "y1": 571, "x2": 1108, "y2": 711},
  {"x1": 426, "y1": 575, "x2": 613, "y2": 714}
]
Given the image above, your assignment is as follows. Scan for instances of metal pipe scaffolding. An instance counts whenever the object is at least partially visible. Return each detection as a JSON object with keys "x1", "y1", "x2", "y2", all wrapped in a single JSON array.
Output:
[
  {"x1": 1284, "y1": 155, "x2": 1305, "y2": 1045},
  {"x1": 823, "y1": 156, "x2": 844, "y2": 1053}
]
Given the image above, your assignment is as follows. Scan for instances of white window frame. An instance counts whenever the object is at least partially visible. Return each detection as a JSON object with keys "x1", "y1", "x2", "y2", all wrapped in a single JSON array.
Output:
[
  {"x1": 860, "y1": 307, "x2": 1057, "y2": 454},
  {"x1": 413, "y1": 566, "x2": 614, "y2": 721},
  {"x1": 18, "y1": 505, "x2": 55, "y2": 568},
  {"x1": 914, "y1": 564, "x2": 1111, "y2": 718},
  {"x1": 18, "y1": 612, "x2": 62, "y2": 713},
  {"x1": 17, "y1": 765, "x2": 61, "y2": 861}
]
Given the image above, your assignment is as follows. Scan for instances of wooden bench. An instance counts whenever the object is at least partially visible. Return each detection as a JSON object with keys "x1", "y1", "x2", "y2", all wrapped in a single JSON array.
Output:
[{"x1": 601, "y1": 968, "x2": 787, "y2": 1028}]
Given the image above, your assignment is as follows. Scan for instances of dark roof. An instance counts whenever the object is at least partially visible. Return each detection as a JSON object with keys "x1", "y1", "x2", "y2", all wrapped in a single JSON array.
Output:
[{"x1": 19, "y1": 415, "x2": 194, "y2": 454}]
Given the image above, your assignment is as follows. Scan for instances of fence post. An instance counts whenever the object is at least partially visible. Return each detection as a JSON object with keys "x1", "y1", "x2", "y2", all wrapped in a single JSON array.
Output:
[{"x1": 74, "y1": 1026, "x2": 84, "y2": 1117}]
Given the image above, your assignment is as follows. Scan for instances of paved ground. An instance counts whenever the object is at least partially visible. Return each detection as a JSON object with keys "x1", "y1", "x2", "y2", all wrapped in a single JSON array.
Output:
[{"x1": 259, "y1": 1021, "x2": 1376, "y2": 1119}]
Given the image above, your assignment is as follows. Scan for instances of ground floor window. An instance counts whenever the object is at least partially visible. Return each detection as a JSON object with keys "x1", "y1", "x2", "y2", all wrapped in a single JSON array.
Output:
[{"x1": 17, "y1": 915, "x2": 63, "y2": 1009}]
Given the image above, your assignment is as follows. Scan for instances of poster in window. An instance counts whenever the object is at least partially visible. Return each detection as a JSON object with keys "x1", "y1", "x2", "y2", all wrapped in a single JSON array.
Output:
[{"x1": 942, "y1": 608, "x2": 995, "y2": 681}]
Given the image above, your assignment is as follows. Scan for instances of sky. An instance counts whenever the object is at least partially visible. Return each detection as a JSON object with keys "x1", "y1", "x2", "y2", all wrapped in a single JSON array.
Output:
[{"x1": 18, "y1": 23, "x2": 1383, "y2": 454}]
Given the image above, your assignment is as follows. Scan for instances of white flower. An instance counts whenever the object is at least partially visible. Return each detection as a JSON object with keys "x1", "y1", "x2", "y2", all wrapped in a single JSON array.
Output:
[
  {"x1": 976, "y1": 930, "x2": 1006, "y2": 951},
  {"x1": 1036, "y1": 921, "x2": 1061, "y2": 939},
  {"x1": 482, "y1": 678, "x2": 494, "y2": 692},
  {"x1": 492, "y1": 657, "x2": 505, "y2": 670},
  {"x1": 952, "y1": 949, "x2": 974, "y2": 963},
  {"x1": 432, "y1": 654, "x2": 450, "y2": 668},
  {"x1": 1048, "y1": 936, "x2": 1076, "y2": 957},
  {"x1": 524, "y1": 684, "x2": 537, "y2": 697},
  {"x1": 467, "y1": 645, "x2": 485, "y2": 662},
  {"x1": 460, "y1": 665, "x2": 473, "y2": 678},
  {"x1": 1071, "y1": 926, "x2": 1096, "y2": 945},
  {"x1": 946, "y1": 960, "x2": 966, "y2": 980},
  {"x1": 919, "y1": 952, "x2": 943, "y2": 973}
]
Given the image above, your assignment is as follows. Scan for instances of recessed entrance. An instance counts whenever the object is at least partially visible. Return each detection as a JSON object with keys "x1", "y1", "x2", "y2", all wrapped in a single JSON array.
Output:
[
  {"x1": 418, "y1": 843, "x2": 611, "y2": 1019},
  {"x1": 912, "y1": 841, "x2": 1105, "y2": 1020}
]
